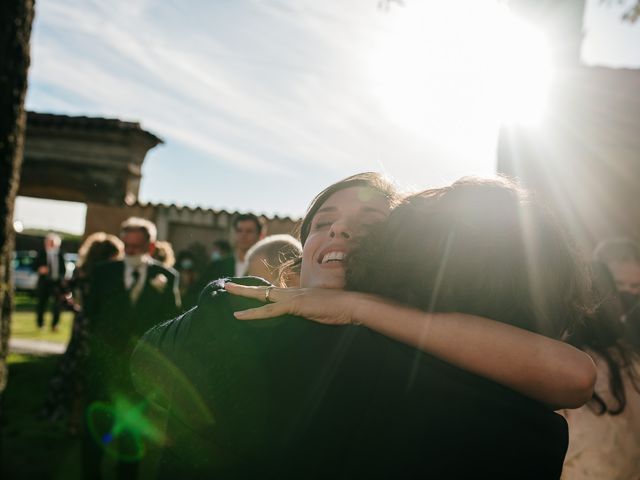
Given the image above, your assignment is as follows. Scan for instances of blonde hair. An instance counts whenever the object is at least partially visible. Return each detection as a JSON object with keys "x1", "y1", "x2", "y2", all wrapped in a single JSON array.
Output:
[
  {"x1": 245, "y1": 234, "x2": 302, "y2": 286},
  {"x1": 120, "y1": 217, "x2": 157, "y2": 243}
]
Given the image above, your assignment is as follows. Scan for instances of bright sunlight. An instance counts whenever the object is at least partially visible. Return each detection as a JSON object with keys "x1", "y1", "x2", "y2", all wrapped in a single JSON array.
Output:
[{"x1": 366, "y1": 0, "x2": 552, "y2": 152}]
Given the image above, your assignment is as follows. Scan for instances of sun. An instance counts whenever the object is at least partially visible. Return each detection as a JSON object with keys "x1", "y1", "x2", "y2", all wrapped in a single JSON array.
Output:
[{"x1": 366, "y1": 0, "x2": 553, "y2": 142}]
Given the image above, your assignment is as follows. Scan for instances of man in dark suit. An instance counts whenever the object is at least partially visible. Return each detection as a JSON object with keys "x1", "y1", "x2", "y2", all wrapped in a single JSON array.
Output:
[
  {"x1": 34, "y1": 233, "x2": 67, "y2": 331},
  {"x1": 84, "y1": 217, "x2": 180, "y2": 480},
  {"x1": 200, "y1": 214, "x2": 264, "y2": 286}
]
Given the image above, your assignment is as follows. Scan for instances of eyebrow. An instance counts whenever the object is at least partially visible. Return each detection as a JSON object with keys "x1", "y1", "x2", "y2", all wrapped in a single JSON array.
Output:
[
  {"x1": 315, "y1": 206, "x2": 338, "y2": 214},
  {"x1": 360, "y1": 206, "x2": 387, "y2": 215},
  {"x1": 314, "y1": 206, "x2": 387, "y2": 216}
]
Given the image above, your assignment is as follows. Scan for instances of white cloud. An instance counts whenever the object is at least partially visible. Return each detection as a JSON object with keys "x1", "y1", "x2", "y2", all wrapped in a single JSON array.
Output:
[{"x1": 27, "y1": 0, "x2": 500, "y2": 218}]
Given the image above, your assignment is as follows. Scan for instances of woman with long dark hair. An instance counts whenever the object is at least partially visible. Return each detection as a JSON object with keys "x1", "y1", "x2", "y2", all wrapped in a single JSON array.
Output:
[
  {"x1": 40, "y1": 232, "x2": 123, "y2": 433},
  {"x1": 561, "y1": 262, "x2": 640, "y2": 479}
]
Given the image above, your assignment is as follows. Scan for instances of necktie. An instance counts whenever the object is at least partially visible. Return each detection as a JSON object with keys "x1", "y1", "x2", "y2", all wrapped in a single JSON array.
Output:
[{"x1": 129, "y1": 268, "x2": 141, "y2": 301}]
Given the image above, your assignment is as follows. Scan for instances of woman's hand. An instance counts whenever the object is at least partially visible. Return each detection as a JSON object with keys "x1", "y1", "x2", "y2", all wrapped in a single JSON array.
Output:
[{"x1": 224, "y1": 282, "x2": 363, "y2": 326}]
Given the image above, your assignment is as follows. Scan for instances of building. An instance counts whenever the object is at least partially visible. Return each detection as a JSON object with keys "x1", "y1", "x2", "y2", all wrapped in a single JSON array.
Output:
[{"x1": 20, "y1": 111, "x2": 298, "y2": 254}]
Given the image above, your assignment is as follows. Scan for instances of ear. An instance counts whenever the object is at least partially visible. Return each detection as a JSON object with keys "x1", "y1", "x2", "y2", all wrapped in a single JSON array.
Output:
[{"x1": 148, "y1": 241, "x2": 156, "y2": 257}]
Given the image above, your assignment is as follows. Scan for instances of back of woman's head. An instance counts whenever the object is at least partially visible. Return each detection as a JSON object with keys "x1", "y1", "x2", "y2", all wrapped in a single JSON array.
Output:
[
  {"x1": 346, "y1": 176, "x2": 592, "y2": 339},
  {"x1": 78, "y1": 232, "x2": 124, "y2": 276}
]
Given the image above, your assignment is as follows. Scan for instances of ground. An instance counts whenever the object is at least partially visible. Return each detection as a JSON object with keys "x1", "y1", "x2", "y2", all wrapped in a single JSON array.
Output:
[{"x1": 0, "y1": 294, "x2": 163, "y2": 479}]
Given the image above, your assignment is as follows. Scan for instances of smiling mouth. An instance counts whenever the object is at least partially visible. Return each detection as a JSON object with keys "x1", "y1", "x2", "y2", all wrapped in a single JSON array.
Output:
[{"x1": 319, "y1": 251, "x2": 346, "y2": 264}]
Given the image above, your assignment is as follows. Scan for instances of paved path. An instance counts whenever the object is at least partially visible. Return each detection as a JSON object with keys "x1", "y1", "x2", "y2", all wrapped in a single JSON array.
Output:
[{"x1": 9, "y1": 338, "x2": 66, "y2": 355}]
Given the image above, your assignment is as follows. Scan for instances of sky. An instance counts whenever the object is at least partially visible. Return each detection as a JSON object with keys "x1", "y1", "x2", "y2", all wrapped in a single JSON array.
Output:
[{"x1": 15, "y1": 0, "x2": 640, "y2": 235}]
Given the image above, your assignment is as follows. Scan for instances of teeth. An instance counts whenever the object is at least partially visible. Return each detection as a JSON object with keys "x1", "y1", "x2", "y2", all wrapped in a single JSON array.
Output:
[{"x1": 321, "y1": 251, "x2": 346, "y2": 264}]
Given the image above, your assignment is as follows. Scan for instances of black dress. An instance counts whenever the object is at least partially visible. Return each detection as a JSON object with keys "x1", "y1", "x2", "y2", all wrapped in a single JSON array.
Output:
[
  {"x1": 131, "y1": 277, "x2": 569, "y2": 479},
  {"x1": 40, "y1": 273, "x2": 90, "y2": 426}
]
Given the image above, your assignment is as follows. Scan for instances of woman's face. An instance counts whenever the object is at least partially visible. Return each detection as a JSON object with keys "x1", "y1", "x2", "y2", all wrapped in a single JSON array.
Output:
[{"x1": 300, "y1": 186, "x2": 390, "y2": 289}]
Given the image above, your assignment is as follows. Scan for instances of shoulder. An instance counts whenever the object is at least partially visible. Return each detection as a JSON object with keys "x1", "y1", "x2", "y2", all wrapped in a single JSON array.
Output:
[
  {"x1": 92, "y1": 259, "x2": 123, "y2": 276},
  {"x1": 137, "y1": 277, "x2": 270, "y2": 354},
  {"x1": 147, "y1": 260, "x2": 178, "y2": 280},
  {"x1": 197, "y1": 276, "x2": 270, "y2": 311}
]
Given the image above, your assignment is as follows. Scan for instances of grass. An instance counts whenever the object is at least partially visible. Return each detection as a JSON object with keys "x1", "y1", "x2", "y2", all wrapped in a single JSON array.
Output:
[
  {"x1": 1, "y1": 296, "x2": 78, "y2": 478},
  {"x1": 10, "y1": 293, "x2": 73, "y2": 344},
  {"x1": 1, "y1": 297, "x2": 165, "y2": 479},
  {"x1": 1, "y1": 353, "x2": 82, "y2": 479}
]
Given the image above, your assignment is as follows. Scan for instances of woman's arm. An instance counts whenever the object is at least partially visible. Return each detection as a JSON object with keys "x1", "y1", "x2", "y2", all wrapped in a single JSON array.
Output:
[{"x1": 225, "y1": 283, "x2": 596, "y2": 409}]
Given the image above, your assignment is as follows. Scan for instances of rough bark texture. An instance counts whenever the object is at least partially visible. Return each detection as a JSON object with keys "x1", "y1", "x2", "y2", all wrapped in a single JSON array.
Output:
[{"x1": 0, "y1": 0, "x2": 35, "y2": 393}]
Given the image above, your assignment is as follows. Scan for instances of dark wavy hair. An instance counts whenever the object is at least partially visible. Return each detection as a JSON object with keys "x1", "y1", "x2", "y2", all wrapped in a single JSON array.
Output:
[
  {"x1": 346, "y1": 176, "x2": 592, "y2": 339},
  {"x1": 78, "y1": 232, "x2": 123, "y2": 276},
  {"x1": 277, "y1": 172, "x2": 401, "y2": 284},
  {"x1": 297, "y1": 172, "x2": 402, "y2": 246},
  {"x1": 567, "y1": 261, "x2": 640, "y2": 415}
]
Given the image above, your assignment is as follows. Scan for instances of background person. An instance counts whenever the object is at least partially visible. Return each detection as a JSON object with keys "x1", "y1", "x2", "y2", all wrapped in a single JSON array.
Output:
[
  {"x1": 40, "y1": 232, "x2": 123, "y2": 434},
  {"x1": 594, "y1": 237, "x2": 640, "y2": 349},
  {"x1": 561, "y1": 262, "x2": 640, "y2": 479},
  {"x1": 244, "y1": 234, "x2": 302, "y2": 286},
  {"x1": 84, "y1": 217, "x2": 180, "y2": 480},
  {"x1": 152, "y1": 241, "x2": 176, "y2": 269},
  {"x1": 200, "y1": 215, "x2": 264, "y2": 284},
  {"x1": 34, "y1": 233, "x2": 67, "y2": 331},
  {"x1": 175, "y1": 250, "x2": 201, "y2": 311}
]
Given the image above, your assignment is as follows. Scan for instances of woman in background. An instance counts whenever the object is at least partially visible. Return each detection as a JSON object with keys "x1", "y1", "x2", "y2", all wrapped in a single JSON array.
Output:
[
  {"x1": 561, "y1": 262, "x2": 640, "y2": 479},
  {"x1": 153, "y1": 240, "x2": 176, "y2": 269},
  {"x1": 244, "y1": 234, "x2": 302, "y2": 286},
  {"x1": 40, "y1": 232, "x2": 123, "y2": 434}
]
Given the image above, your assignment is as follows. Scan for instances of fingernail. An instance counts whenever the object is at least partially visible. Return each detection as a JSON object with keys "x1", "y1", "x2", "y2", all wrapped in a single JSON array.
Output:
[
  {"x1": 225, "y1": 282, "x2": 237, "y2": 288},
  {"x1": 234, "y1": 311, "x2": 246, "y2": 318}
]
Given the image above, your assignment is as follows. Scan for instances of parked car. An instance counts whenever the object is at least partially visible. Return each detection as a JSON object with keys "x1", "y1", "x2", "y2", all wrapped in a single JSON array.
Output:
[{"x1": 11, "y1": 250, "x2": 39, "y2": 293}]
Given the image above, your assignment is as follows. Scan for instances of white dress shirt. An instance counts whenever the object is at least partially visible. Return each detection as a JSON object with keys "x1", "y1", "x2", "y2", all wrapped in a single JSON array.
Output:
[{"x1": 124, "y1": 258, "x2": 150, "y2": 303}]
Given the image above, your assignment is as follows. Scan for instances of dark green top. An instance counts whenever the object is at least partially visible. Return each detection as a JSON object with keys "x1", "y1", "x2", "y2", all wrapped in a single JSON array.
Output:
[{"x1": 132, "y1": 277, "x2": 569, "y2": 479}]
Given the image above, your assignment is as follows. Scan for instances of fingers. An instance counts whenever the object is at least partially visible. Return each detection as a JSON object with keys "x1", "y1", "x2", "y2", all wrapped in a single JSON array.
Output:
[
  {"x1": 233, "y1": 302, "x2": 291, "y2": 320},
  {"x1": 224, "y1": 282, "x2": 279, "y2": 303}
]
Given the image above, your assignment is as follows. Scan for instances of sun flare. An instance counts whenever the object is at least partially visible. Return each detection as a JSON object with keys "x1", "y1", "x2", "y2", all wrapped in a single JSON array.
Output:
[{"x1": 367, "y1": 0, "x2": 553, "y2": 146}]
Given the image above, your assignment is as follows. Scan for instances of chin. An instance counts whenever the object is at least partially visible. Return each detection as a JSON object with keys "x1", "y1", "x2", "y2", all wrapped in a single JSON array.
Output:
[
  {"x1": 315, "y1": 277, "x2": 346, "y2": 290},
  {"x1": 300, "y1": 268, "x2": 346, "y2": 290}
]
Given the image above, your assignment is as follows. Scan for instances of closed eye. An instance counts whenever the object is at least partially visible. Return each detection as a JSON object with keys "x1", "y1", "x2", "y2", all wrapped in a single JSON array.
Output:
[{"x1": 314, "y1": 221, "x2": 332, "y2": 230}]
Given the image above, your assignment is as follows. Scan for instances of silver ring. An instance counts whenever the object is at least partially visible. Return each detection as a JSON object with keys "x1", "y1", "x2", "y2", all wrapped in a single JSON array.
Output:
[{"x1": 264, "y1": 286, "x2": 274, "y2": 303}]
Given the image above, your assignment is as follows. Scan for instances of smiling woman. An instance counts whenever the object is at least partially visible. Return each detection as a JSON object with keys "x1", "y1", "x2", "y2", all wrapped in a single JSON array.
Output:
[{"x1": 300, "y1": 186, "x2": 390, "y2": 288}]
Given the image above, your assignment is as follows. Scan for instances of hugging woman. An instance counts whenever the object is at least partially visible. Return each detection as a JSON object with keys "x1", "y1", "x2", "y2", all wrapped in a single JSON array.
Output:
[{"x1": 131, "y1": 173, "x2": 595, "y2": 479}]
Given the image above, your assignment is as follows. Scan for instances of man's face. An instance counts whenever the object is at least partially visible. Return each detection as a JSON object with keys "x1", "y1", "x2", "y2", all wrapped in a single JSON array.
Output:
[
  {"x1": 607, "y1": 260, "x2": 640, "y2": 296},
  {"x1": 300, "y1": 187, "x2": 389, "y2": 289},
  {"x1": 122, "y1": 230, "x2": 152, "y2": 257},
  {"x1": 234, "y1": 220, "x2": 261, "y2": 254}
]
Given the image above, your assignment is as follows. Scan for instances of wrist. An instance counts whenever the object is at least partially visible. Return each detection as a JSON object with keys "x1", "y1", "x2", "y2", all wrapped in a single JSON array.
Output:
[{"x1": 349, "y1": 293, "x2": 379, "y2": 326}]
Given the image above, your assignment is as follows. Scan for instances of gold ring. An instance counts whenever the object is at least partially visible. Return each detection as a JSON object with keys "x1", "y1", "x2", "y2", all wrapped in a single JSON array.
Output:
[{"x1": 265, "y1": 286, "x2": 274, "y2": 303}]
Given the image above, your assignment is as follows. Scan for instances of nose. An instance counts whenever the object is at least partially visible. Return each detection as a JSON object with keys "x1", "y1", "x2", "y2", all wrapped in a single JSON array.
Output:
[{"x1": 329, "y1": 220, "x2": 352, "y2": 240}]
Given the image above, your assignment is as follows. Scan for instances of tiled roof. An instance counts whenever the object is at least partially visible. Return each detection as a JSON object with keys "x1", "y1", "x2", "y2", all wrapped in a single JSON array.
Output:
[
  {"x1": 26, "y1": 111, "x2": 163, "y2": 145},
  {"x1": 131, "y1": 200, "x2": 298, "y2": 223}
]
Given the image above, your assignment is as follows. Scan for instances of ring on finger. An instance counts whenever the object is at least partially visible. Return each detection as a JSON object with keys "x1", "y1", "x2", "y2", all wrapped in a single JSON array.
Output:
[{"x1": 264, "y1": 286, "x2": 274, "y2": 303}]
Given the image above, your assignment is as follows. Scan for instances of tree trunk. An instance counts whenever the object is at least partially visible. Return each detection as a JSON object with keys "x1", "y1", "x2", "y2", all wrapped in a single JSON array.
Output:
[{"x1": 0, "y1": 0, "x2": 35, "y2": 394}]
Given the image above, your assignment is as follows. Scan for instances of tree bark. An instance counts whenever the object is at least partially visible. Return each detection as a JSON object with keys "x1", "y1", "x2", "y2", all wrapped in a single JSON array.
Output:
[{"x1": 0, "y1": 0, "x2": 35, "y2": 393}]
